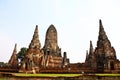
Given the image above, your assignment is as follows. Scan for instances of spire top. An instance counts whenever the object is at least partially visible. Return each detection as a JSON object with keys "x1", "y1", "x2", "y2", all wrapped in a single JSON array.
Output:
[
  {"x1": 48, "y1": 24, "x2": 57, "y2": 32},
  {"x1": 98, "y1": 19, "x2": 109, "y2": 40},
  {"x1": 97, "y1": 20, "x2": 114, "y2": 56},
  {"x1": 85, "y1": 50, "x2": 89, "y2": 61},
  {"x1": 50, "y1": 24, "x2": 54, "y2": 27},
  {"x1": 89, "y1": 40, "x2": 94, "y2": 55},
  {"x1": 35, "y1": 25, "x2": 38, "y2": 33},
  {"x1": 29, "y1": 25, "x2": 41, "y2": 49},
  {"x1": 14, "y1": 43, "x2": 17, "y2": 54},
  {"x1": 99, "y1": 19, "x2": 105, "y2": 34},
  {"x1": 99, "y1": 19, "x2": 102, "y2": 27},
  {"x1": 90, "y1": 41, "x2": 93, "y2": 49}
]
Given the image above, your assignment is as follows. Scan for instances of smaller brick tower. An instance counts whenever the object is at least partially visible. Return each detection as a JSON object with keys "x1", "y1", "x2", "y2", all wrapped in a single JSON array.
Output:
[{"x1": 8, "y1": 44, "x2": 18, "y2": 68}]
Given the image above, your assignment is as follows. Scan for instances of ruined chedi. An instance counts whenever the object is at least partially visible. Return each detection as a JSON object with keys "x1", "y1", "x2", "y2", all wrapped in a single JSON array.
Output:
[
  {"x1": 95, "y1": 20, "x2": 119, "y2": 72},
  {"x1": 85, "y1": 20, "x2": 120, "y2": 73},
  {"x1": 8, "y1": 44, "x2": 18, "y2": 68},
  {"x1": 85, "y1": 41, "x2": 96, "y2": 68},
  {"x1": 20, "y1": 25, "x2": 45, "y2": 71}
]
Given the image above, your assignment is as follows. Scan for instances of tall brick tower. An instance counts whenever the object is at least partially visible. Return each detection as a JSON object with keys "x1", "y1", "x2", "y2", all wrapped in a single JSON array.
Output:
[
  {"x1": 20, "y1": 25, "x2": 44, "y2": 71},
  {"x1": 8, "y1": 44, "x2": 18, "y2": 68},
  {"x1": 43, "y1": 24, "x2": 61, "y2": 57},
  {"x1": 95, "y1": 20, "x2": 117, "y2": 72},
  {"x1": 42, "y1": 24, "x2": 67, "y2": 68},
  {"x1": 85, "y1": 41, "x2": 96, "y2": 68}
]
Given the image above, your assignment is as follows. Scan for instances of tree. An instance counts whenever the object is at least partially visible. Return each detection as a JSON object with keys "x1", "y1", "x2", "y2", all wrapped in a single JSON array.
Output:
[
  {"x1": 18, "y1": 47, "x2": 27, "y2": 63},
  {"x1": 0, "y1": 62, "x2": 9, "y2": 67}
]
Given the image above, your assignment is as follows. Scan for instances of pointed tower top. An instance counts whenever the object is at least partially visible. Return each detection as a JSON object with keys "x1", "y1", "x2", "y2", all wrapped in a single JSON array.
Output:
[
  {"x1": 85, "y1": 50, "x2": 89, "y2": 62},
  {"x1": 95, "y1": 20, "x2": 117, "y2": 59},
  {"x1": 29, "y1": 25, "x2": 41, "y2": 49},
  {"x1": 97, "y1": 19, "x2": 110, "y2": 47},
  {"x1": 12, "y1": 43, "x2": 17, "y2": 54},
  {"x1": 89, "y1": 40, "x2": 94, "y2": 55},
  {"x1": 46, "y1": 24, "x2": 57, "y2": 38},
  {"x1": 90, "y1": 40, "x2": 93, "y2": 49},
  {"x1": 49, "y1": 24, "x2": 55, "y2": 28},
  {"x1": 99, "y1": 19, "x2": 102, "y2": 27},
  {"x1": 99, "y1": 19, "x2": 105, "y2": 34},
  {"x1": 14, "y1": 43, "x2": 17, "y2": 54},
  {"x1": 63, "y1": 52, "x2": 67, "y2": 58},
  {"x1": 35, "y1": 25, "x2": 38, "y2": 33},
  {"x1": 47, "y1": 24, "x2": 57, "y2": 33}
]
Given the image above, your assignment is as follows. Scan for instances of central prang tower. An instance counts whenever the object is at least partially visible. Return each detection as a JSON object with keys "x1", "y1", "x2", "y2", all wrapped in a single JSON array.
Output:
[
  {"x1": 42, "y1": 24, "x2": 69, "y2": 67},
  {"x1": 43, "y1": 24, "x2": 61, "y2": 57}
]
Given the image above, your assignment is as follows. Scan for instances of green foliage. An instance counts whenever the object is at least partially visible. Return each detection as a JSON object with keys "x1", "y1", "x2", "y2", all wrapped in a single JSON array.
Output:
[
  {"x1": 17, "y1": 47, "x2": 27, "y2": 62},
  {"x1": 0, "y1": 62, "x2": 9, "y2": 67}
]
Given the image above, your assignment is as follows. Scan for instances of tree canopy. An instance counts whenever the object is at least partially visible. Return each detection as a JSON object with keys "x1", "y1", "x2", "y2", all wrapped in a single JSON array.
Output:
[{"x1": 18, "y1": 47, "x2": 27, "y2": 62}]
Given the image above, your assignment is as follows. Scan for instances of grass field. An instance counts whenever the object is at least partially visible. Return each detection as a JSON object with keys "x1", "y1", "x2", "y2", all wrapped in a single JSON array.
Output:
[
  {"x1": 1, "y1": 73, "x2": 120, "y2": 80},
  {"x1": 96, "y1": 74, "x2": 120, "y2": 76},
  {"x1": 12, "y1": 73, "x2": 120, "y2": 77},
  {"x1": 12, "y1": 73, "x2": 82, "y2": 77}
]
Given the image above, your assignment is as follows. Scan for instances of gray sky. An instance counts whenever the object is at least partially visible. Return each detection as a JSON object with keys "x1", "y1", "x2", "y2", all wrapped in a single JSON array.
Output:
[{"x1": 0, "y1": 0, "x2": 120, "y2": 63}]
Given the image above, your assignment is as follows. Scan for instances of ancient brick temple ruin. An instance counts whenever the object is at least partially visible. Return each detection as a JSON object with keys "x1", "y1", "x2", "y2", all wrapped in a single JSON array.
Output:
[
  {"x1": 8, "y1": 44, "x2": 18, "y2": 69},
  {"x1": 18, "y1": 24, "x2": 69, "y2": 72},
  {"x1": 42, "y1": 24, "x2": 66, "y2": 68},
  {"x1": 19, "y1": 25, "x2": 45, "y2": 71},
  {"x1": 8, "y1": 20, "x2": 120, "y2": 73},
  {"x1": 85, "y1": 20, "x2": 120, "y2": 73}
]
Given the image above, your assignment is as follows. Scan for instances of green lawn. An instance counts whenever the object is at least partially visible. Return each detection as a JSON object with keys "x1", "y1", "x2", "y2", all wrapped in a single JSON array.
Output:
[
  {"x1": 12, "y1": 73, "x2": 82, "y2": 77},
  {"x1": 4, "y1": 73, "x2": 120, "y2": 77},
  {"x1": 96, "y1": 74, "x2": 120, "y2": 76}
]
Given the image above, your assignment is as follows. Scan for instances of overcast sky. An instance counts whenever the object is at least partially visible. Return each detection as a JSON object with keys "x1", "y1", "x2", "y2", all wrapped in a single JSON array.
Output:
[{"x1": 0, "y1": 0, "x2": 120, "y2": 63}]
